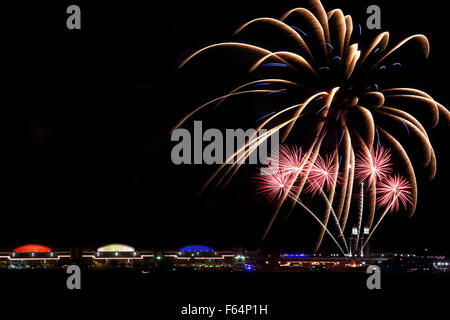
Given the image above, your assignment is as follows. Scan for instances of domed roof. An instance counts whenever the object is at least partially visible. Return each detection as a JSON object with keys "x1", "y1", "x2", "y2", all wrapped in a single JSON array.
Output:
[
  {"x1": 97, "y1": 243, "x2": 135, "y2": 252},
  {"x1": 13, "y1": 244, "x2": 52, "y2": 253},
  {"x1": 180, "y1": 245, "x2": 214, "y2": 252}
]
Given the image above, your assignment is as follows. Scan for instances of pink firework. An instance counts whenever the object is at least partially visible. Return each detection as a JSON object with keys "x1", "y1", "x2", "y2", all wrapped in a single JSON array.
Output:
[
  {"x1": 355, "y1": 146, "x2": 393, "y2": 184},
  {"x1": 377, "y1": 174, "x2": 413, "y2": 212},
  {"x1": 306, "y1": 153, "x2": 339, "y2": 195},
  {"x1": 272, "y1": 145, "x2": 308, "y2": 176},
  {"x1": 255, "y1": 167, "x2": 297, "y2": 201}
]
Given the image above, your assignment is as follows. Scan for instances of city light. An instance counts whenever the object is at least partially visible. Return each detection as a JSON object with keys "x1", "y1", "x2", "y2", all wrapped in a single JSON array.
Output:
[{"x1": 285, "y1": 254, "x2": 310, "y2": 258}]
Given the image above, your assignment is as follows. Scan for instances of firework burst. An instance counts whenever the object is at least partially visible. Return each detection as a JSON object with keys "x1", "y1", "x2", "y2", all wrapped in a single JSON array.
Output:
[
  {"x1": 306, "y1": 153, "x2": 339, "y2": 195},
  {"x1": 355, "y1": 146, "x2": 393, "y2": 183},
  {"x1": 272, "y1": 145, "x2": 308, "y2": 176},
  {"x1": 175, "y1": 0, "x2": 449, "y2": 251},
  {"x1": 377, "y1": 174, "x2": 413, "y2": 213},
  {"x1": 255, "y1": 167, "x2": 296, "y2": 201},
  {"x1": 361, "y1": 174, "x2": 413, "y2": 250}
]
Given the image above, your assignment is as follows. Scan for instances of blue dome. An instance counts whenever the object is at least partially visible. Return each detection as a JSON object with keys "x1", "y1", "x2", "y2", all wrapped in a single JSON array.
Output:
[{"x1": 180, "y1": 245, "x2": 214, "y2": 252}]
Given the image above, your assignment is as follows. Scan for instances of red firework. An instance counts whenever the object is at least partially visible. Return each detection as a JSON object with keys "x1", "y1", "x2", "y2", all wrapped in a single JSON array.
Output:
[
  {"x1": 306, "y1": 153, "x2": 339, "y2": 195},
  {"x1": 255, "y1": 167, "x2": 296, "y2": 201},
  {"x1": 272, "y1": 145, "x2": 308, "y2": 176},
  {"x1": 355, "y1": 146, "x2": 393, "y2": 183},
  {"x1": 377, "y1": 174, "x2": 413, "y2": 212}
]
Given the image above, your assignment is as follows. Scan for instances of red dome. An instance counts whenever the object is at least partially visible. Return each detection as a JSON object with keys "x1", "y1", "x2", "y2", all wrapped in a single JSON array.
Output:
[{"x1": 13, "y1": 244, "x2": 52, "y2": 253}]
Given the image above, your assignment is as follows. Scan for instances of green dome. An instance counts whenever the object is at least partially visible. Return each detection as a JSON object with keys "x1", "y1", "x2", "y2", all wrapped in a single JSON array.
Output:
[{"x1": 97, "y1": 243, "x2": 135, "y2": 252}]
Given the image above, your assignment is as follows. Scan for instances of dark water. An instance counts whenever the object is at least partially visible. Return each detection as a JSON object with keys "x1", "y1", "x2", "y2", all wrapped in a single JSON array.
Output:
[{"x1": 1, "y1": 270, "x2": 447, "y2": 316}]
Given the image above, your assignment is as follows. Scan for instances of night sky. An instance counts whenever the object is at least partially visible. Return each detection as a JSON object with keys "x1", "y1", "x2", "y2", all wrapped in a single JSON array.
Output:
[{"x1": 2, "y1": 0, "x2": 449, "y2": 255}]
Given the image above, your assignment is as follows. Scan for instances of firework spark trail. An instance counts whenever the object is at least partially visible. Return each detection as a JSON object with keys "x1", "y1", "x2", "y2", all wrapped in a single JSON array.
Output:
[
  {"x1": 201, "y1": 94, "x2": 322, "y2": 194},
  {"x1": 199, "y1": 122, "x2": 284, "y2": 196},
  {"x1": 256, "y1": 144, "x2": 349, "y2": 254},
  {"x1": 372, "y1": 35, "x2": 430, "y2": 69},
  {"x1": 361, "y1": 194, "x2": 399, "y2": 251},
  {"x1": 250, "y1": 51, "x2": 318, "y2": 76},
  {"x1": 282, "y1": 92, "x2": 329, "y2": 142},
  {"x1": 289, "y1": 195, "x2": 346, "y2": 255},
  {"x1": 381, "y1": 88, "x2": 449, "y2": 125},
  {"x1": 287, "y1": 88, "x2": 339, "y2": 205},
  {"x1": 255, "y1": 152, "x2": 345, "y2": 255},
  {"x1": 359, "y1": 31, "x2": 389, "y2": 65},
  {"x1": 282, "y1": 88, "x2": 340, "y2": 248},
  {"x1": 256, "y1": 112, "x2": 276, "y2": 122},
  {"x1": 377, "y1": 127, "x2": 417, "y2": 217},
  {"x1": 212, "y1": 79, "x2": 305, "y2": 111},
  {"x1": 362, "y1": 175, "x2": 412, "y2": 249},
  {"x1": 260, "y1": 132, "x2": 325, "y2": 242},
  {"x1": 340, "y1": 148, "x2": 355, "y2": 230},
  {"x1": 302, "y1": 152, "x2": 342, "y2": 244},
  {"x1": 313, "y1": 150, "x2": 340, "y2": 252},
  {"x1": 376, "y1": 111, "x2": 435, "y2": 170},
  {"x1": 214, "y1": 114, "x2": 309, "y2": 193},
  {"x1": 219, "y1": 99, "x2": 327, "y2": 190},
  {"x1": 234, "y1": 18, "x2": 315, "y2": 62},
  {"x1": 316, "y1": 184, "x2": 349, "y2": 253},
  {"x1": 179, "y1": 42, "x2": 292, "y2": 69},
  {"x1": 382, "y1": 95, "x2": 439, "y2": 128},
  {"x1": 334, "y1": 127, "x2": 351, "y2": 221},
  {"x1": 305, "y1": 153, "x2": 339, "y2": 195},
  {"x1": 350, "y1": 130, "x2": 377, "y2": 229},
  {"x1": 259, "y1": 89, "x2": 336, "y2": 242},
  {"x1": 378, "y1": 106, "x2": 429, "y2": 138},
  {"x1": 206, "y1": 119, "x2": 297, "y2": 195},
  {"x1": 355, "y1": 183, "x2": 365, "y2": 254},
  {"x1": 214, "y1": 91, "x2": 329, "y2": 193},
  {"x1": 171, "y1": 90, "x2": 276, "y2": 133}
]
